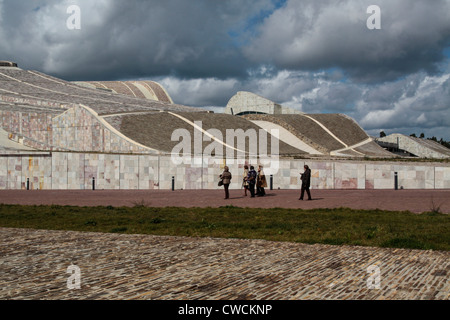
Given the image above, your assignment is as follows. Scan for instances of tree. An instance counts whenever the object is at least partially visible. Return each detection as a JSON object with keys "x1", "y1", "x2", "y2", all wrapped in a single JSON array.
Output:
[
  {"x1": 438, "y1": 138, "x2": 450, "y2": 149},
  {"x1": 420, "y1": 133, "x2": 425, "y2": 139},
  {"x1": 380, "y1": 131, "x2": 386, "y2": 138},
  {"x1": 410, "y1": 133, "x2": 417, "y2": 138}
]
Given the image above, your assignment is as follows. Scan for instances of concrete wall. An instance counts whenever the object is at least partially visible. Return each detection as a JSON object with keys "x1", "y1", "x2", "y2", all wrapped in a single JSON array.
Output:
[{"x1": 0, "y1": 151, "x2": 449, "y2": 190}]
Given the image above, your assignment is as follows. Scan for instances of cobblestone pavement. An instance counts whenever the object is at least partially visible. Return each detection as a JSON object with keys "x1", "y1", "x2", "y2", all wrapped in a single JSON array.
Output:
[{"x1": 0, "y1": 228, "x2": 448, "y2": 300}]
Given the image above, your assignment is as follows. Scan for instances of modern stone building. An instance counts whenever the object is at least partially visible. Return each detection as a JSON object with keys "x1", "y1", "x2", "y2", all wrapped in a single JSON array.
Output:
[
  {"x1": 225, "y1": 91, "x2": 304, "y2": 116},
  {"x1": 377, "y1": 134, "x2": 450, "y2": 159},
  {"x1": 0, "y1": 61, "x2": 449, "y2": 190}
]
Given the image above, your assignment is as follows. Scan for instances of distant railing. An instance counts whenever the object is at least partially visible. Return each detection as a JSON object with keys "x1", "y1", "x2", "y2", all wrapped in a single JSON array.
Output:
[
  {"x1": 0, "y1": 61, "x2": 18, "y2": 67},
  {"x1": 375, "y1": 140, "x2": 398, "y2": 149}
]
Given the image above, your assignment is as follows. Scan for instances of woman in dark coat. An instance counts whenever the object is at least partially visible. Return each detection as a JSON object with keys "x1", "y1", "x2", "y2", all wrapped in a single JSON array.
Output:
[
  {"x1": 256, "y1": 165, "x2": 267, "y2": 197},
  {"x1": 299, "y1": 165, "x2": 312, "y2": 200}
]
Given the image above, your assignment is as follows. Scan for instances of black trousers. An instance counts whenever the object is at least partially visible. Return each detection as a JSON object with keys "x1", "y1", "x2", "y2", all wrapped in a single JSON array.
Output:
[
  {"x1": 224, "y1": 184, "x2": 230, "y2": 199},
  {"x1": 248, "y1": 183, "x2": 256, "y2": 197},
  {"x1": 257, "y1": 186, "x2": 266, "y2": 196},
  {"x1": 300, "y1": 185, "x2": 312, "y2": 200}
]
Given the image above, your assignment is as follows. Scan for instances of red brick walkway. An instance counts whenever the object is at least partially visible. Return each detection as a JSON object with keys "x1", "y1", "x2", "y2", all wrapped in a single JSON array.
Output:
[{"x1": 0, "y1": 189, "x2": 448, "y2": 213}]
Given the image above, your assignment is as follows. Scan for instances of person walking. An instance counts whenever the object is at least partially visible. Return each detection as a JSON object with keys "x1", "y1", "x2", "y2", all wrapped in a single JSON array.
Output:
[
  {"x1": 220, "y1": 166, "x2": 232, "y2": 199},
  {"x1": 242, "y1": 165, "x2": 249, "y2": 196},
  {"x1": 299, "y1": 165, "x2": 312, "y2": 200},
  {"x1": 256, "y1": 165, "x2": 267, "y2": 197},
  {"x1": 247, "y1": 166, "x2": 257, "y2": 198}
]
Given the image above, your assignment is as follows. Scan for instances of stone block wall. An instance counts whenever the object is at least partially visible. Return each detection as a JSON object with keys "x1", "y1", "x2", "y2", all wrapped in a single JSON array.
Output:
[
  {"x1": 0, "y1": 152, "x2": 449, "y2": 191},
  {"x1": 52, "y1": 105, "x2": 154, "y2": 154},
  {"x1": 435, "y1": 167, "x2": 450, "y2": 189},
  {"x1": 1, "y1": 104, "x2": 158, "y2": 154},
  {"x1": 0, "y1": 110, "x2": 53, "y2": 147}
]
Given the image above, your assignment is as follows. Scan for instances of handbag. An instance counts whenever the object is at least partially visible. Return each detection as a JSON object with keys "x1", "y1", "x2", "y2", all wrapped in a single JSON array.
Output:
[{"x1": 218, "y1": 180, "x2": 224, "y2": 187}]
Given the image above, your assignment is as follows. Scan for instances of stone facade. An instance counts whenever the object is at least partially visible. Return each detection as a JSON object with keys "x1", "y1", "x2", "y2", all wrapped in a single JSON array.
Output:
[
  {"x1": 378, "y1": 134, "x2": 450, "y2": 159},
  {"x1": 2, "y1": 104, "x2": 158, "y2": 154},
  {"x1": 225, "y1": 91, "x2": 303, "y2": 116},
  {"x1": 51, "y1": 105, "x2": 156, "y2": 154},
  {"x1": 0, "y1": 151, "x2": 448, "y2": 190}
]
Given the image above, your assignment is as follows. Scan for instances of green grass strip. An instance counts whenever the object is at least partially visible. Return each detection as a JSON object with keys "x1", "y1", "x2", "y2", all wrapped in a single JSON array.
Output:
[{"x1": 0, "y1": 204, "x2": 448, "y2": 251}]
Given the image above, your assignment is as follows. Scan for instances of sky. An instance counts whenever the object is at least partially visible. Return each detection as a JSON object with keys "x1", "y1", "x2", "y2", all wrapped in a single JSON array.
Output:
[{"x1": 0, "y1": 0, "x2": 449, "y2": 140}]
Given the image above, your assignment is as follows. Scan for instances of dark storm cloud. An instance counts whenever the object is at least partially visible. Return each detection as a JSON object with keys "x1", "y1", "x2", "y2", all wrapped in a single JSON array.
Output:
[
  {"x1": 2, "y1": 0, "x2": 450, "y2": 83},
  {"x1": 244, "y1": 0, "x2": 450, "y2": 83},
  {"x1": 0, "y1": 0, "x2": 276, "y2": 80}
]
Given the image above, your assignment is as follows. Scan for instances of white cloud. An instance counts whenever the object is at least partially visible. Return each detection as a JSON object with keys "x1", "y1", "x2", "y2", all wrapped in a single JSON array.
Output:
[
  {"x1": 157, "y1": 77, "x2": 239, "y2": 107},
  {"x1": 358, "y1": 71, "x2": 450, "y2": 136}
]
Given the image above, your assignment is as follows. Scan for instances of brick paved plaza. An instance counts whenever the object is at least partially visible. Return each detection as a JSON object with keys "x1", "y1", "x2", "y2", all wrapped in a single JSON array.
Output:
[
  {"x1": 0, "y1": 227, "x2": 449, "y2": 300},
  {"x1": 0, "y1": 189, "x2": 449, "y2": 301}
]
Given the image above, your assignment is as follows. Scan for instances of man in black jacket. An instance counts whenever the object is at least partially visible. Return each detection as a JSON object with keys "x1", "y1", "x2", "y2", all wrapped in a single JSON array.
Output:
[
  {"x1": 299, "y1": 165, "x2": 312, "y2": 201},
  {"x1": 247, "y1": 166, "x2": 257, "y2": 198}
]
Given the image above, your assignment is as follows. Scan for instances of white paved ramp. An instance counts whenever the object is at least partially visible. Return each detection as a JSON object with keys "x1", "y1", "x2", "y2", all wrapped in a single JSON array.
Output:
[
  {"x1": 251, "y1": 120, "x2": 323, "y2": 155},
  {"x1": 0, "y1": 128, "x2": 35, "y2": 151}
]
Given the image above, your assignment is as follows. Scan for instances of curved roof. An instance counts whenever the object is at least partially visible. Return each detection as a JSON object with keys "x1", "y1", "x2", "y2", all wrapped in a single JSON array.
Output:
[
  {"x1": 74, "y1": 81, "x2": 173, "y2": 103},
  {"x1": 0, "y1": 66, "x2": 202, "y2": 152},
  {"x1": 0, "y1": 66, "x2": 399, "y2": 158},
  {"x1": 243, "y1": 114, "x2": 395, "y2": 157},
  {"x1": 0, "y1": 68, "x2": 196, "y2": 116},
  {"x1": 116, "y1": 111, "x2": 307, "y2": 156}
]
